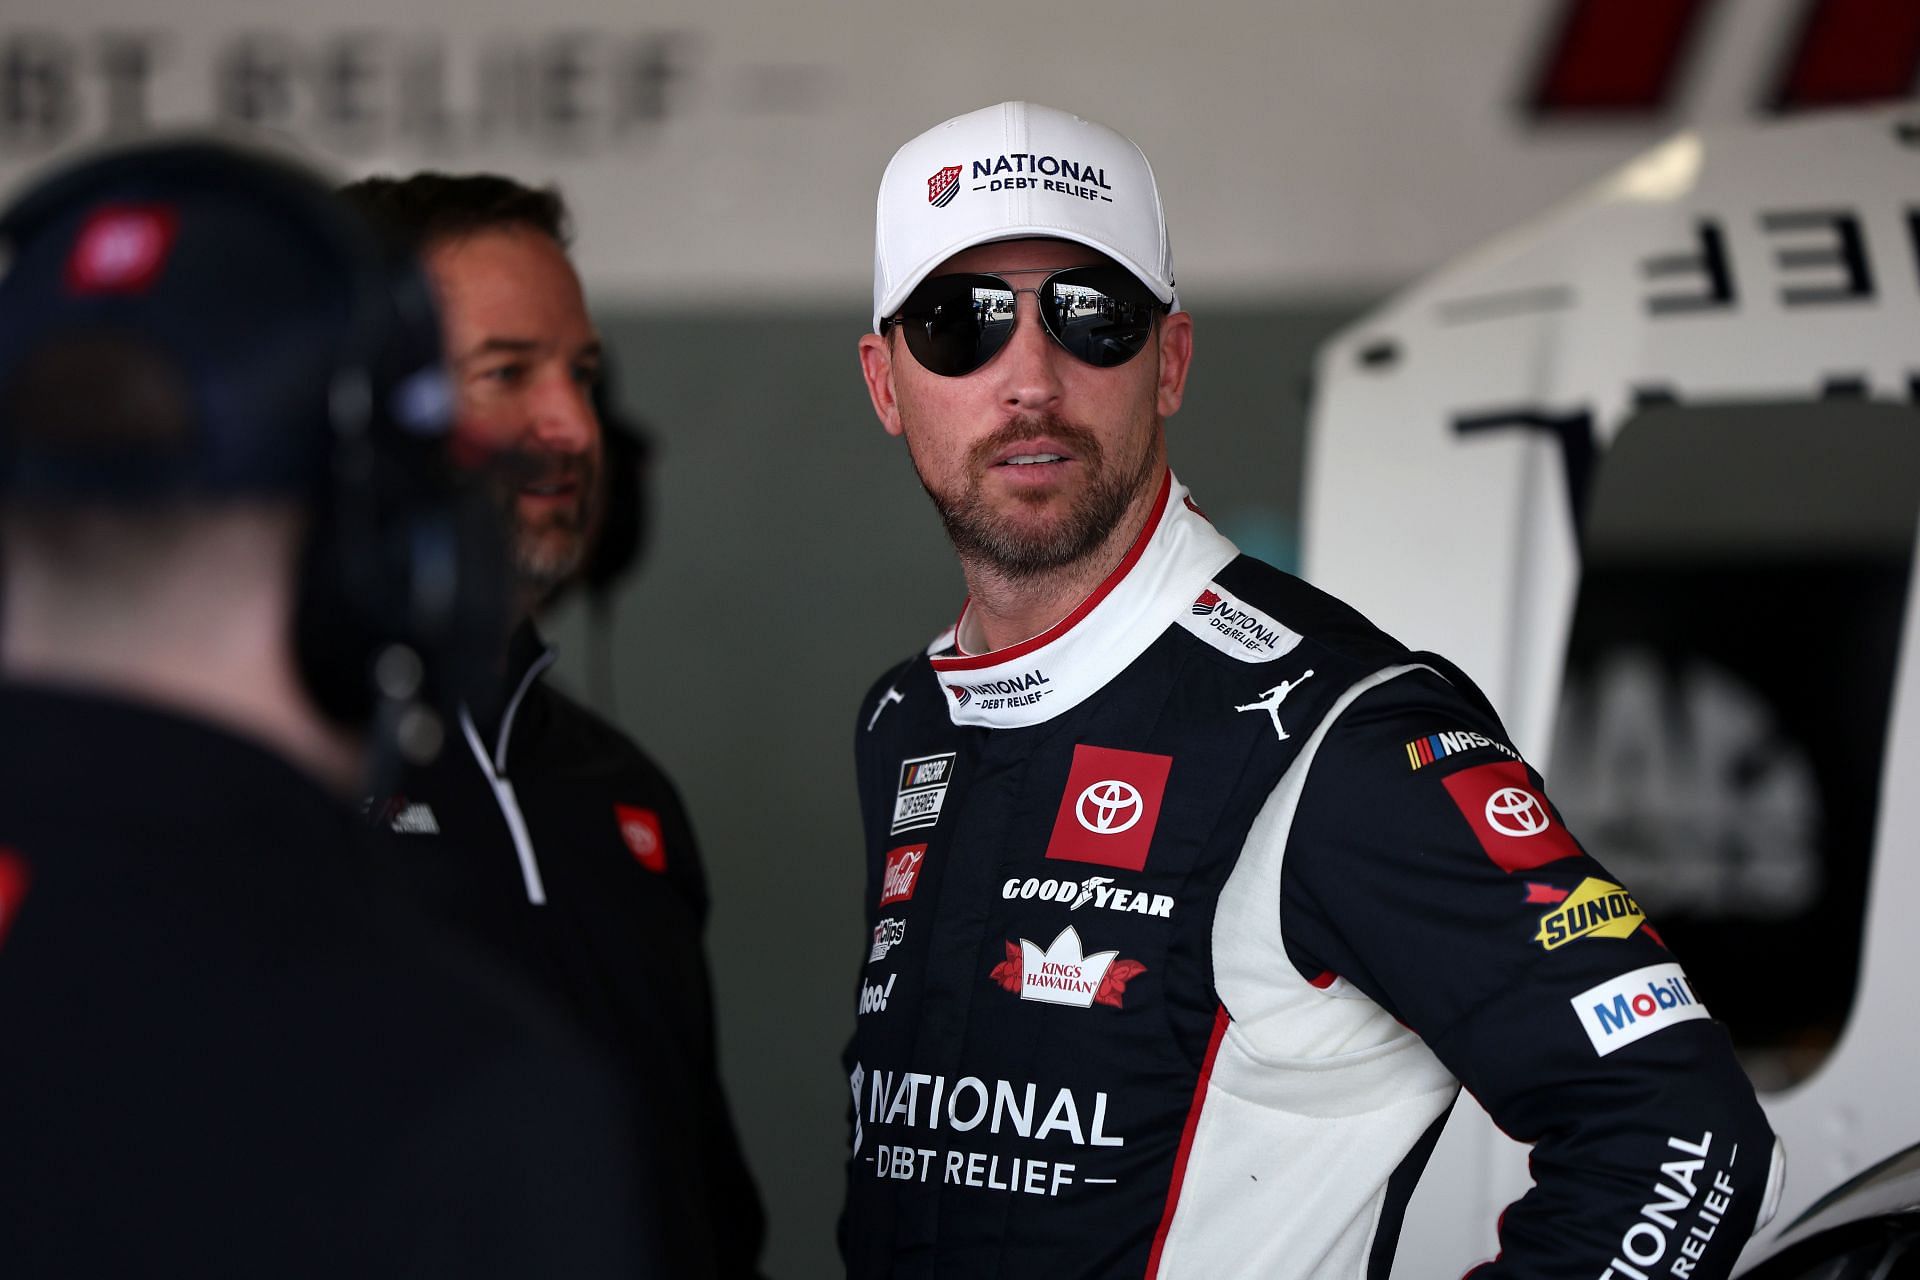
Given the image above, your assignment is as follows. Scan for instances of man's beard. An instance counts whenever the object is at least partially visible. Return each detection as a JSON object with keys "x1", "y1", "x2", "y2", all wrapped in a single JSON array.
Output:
[
  {"x1": 502, "y1": 451, "x2": 599, "y2": 599},
  {"x1": 911, "y1": 412, "x2": 1159, "y2": 580}
]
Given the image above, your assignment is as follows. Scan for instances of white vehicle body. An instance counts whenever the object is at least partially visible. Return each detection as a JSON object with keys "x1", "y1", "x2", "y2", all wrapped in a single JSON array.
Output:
[{"x1": 1303, "y1": 106, "x2": 1920, "y2": 1277}]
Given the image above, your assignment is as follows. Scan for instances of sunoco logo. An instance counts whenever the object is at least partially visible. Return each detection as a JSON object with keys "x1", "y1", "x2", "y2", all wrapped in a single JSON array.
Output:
[{"x1": 1535, "y1": 877, "x2": 1647, "y2": 950}]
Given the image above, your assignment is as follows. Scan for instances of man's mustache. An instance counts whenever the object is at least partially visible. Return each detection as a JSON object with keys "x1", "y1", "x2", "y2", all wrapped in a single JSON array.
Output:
[
  {"x1": 483, "y1": 447, "x2": 596, "y2": 493},
  {"x1": 966, "y1": 414, "x2": 1105, "y2": 471}
]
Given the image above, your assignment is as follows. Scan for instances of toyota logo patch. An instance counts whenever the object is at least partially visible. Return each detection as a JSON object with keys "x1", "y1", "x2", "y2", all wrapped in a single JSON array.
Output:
[
  {"x1": 1440, "y1": 760, "x2": 1582, "y2": 873},
  {"x1": 1484, "y1": 787, "x2": 1550, "y2": 837},
  {"x1": 1076, "y1": 780, "x2": 1144, "y2": 834},
  {"x1": 1044, "y1": 745, "x2": 1172, "y2": 872}
]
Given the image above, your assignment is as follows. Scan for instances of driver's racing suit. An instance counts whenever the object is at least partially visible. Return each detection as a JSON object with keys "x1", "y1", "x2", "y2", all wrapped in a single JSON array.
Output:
[{"x1": 844, "y1": 472, "x2": 1782, "y2": 1279}]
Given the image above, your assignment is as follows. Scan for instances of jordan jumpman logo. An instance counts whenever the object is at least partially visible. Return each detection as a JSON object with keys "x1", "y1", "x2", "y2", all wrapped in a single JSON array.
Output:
[{"x1": 1235, "y1": 670, "x2": 1315, "y2": 741}]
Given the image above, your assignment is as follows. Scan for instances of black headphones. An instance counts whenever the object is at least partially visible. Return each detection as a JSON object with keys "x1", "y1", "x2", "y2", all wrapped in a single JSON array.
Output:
[{"x1": 0, "y1": 139, "x2": 507, "y2": 768}]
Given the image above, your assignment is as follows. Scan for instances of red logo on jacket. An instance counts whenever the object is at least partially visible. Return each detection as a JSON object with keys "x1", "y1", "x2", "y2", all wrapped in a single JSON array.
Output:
[
  {"x1": 1440, "y1": 761, "x2": 1582, "y2": 873},
  {"x1": 879, "y1": 845, "x2": 926, "y2": 906},
  {"x1": 615, "y1": 805, "x2": 667, "y2": 874},
  {"x1": 0, "y1": 848, "x2": 31, "y2": 951},
  {"x1": 1044, "y1": 745, "x2": 1173, "y2": 872}
]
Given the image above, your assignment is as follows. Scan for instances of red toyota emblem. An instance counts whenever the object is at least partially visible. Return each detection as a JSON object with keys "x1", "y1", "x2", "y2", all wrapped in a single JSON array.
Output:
[
  {"x1": 1076, "y1": 780, "x2": 1144, "y2": 834},
  {"x1": 1045, "y1": 745, "x2": 1172, "y2": 872},
  {"x1": 1484, "y1": 787, "x2": 1550, "y2": 837},
  {"x1": 1441, "y1": 761, "x2": 1582, "y2": 873}
]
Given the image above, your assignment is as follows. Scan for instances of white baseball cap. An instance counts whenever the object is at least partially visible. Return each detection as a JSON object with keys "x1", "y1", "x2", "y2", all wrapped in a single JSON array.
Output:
[{"x1": 871, "y1": 101, "x2": 1177, "y2": 332}]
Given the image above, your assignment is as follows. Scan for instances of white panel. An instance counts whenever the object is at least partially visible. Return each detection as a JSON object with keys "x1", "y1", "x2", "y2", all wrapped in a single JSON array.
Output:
[{"x1": 0, "y1": 0, "x2": 1825, "y2": 304}]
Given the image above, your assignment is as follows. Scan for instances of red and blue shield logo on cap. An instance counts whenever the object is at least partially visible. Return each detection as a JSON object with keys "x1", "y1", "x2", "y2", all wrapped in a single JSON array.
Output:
[{"x1": 927, "y1": 165, "x2": 962, "y2": 208}]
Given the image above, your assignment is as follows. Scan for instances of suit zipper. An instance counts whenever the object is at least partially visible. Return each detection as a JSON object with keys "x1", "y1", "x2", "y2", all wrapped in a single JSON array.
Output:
[{"x1": 459, "y1": 648, "x2": 557, "y2": 906}]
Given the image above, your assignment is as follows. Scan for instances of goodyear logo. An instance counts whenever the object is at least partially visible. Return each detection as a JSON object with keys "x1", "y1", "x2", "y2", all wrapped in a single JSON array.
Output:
[{"x1": 1535, "y1": 877, "x2": 1646, "y2": 951}]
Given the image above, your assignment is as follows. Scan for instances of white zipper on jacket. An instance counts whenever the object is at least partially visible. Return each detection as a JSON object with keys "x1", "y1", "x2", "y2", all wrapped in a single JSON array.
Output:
[{"x1": 459, "y1": 647, "x2": 557, "y2": 906}]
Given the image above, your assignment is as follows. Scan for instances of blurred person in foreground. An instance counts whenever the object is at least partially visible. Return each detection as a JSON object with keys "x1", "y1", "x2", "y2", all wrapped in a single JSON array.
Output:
[
  {"x1": 342, "y1": 172, "x2": 765, "y2": 1280},
  {"x1": 0, "y1": 141, "x2": 659, "y2": 1275},
  {"x1": 841, "y1": 101, "x2": 1784, "y2": 1278}
]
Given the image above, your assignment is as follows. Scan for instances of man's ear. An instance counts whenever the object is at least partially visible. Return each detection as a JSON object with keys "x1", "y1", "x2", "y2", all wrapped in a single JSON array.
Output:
[
  {"x1": 858, "y1": 332, "x2": 905, "y2": 438},
  {"x1": 1155, "y1": 311, "x2": 1194, "y2": 419}
]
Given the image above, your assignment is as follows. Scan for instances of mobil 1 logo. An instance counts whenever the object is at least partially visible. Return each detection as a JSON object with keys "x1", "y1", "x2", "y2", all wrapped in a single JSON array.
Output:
[{"x1": 891, "y1": 752, "x2": 956, "y2": 835}]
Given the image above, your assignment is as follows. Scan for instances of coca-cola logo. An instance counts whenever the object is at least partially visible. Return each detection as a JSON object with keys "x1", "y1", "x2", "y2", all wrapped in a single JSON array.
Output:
[{"x1": 879, "y1": 844, "x2": 926, "y2": 907}]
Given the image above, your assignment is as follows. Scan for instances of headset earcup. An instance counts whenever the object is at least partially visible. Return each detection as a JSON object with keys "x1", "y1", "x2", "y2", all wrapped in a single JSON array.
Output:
[
  {"x1": 295, "y1": 407, "x2": 511, "y2": 738},
  {"x1": 291, "y1": 498, "x2": 377, "y2": 729}
]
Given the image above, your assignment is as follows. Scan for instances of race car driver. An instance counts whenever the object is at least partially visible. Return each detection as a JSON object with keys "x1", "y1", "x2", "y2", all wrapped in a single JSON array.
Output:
[
  {"x1": 843, "y1": 101, "x2": 1784, "y2": 1279},
  {"x1": 341, "y1": 172, "x2": 765, "y2": 1280},
  {"x1": 0, "y1": 140, "x2": 656, "y2": 1275}
]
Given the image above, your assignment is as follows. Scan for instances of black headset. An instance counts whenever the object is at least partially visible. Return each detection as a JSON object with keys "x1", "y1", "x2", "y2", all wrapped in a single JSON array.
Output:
[{"x1": 0, "y1": 139, "x2": 507, "y2": 770}]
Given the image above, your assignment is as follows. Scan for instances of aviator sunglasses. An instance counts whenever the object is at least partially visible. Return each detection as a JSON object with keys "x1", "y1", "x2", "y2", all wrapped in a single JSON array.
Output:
[{"x1": 882, "y1": 265, "x2": 1170, "y2": 378}]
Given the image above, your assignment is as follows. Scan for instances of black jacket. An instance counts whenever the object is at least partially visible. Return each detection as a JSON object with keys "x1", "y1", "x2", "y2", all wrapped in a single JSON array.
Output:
[
  {"x1": 0, "y1": 682, "x2": 655, "y2": 1277},
  {"x1": 373, "y1": 623, "x2": 766, "y2": 1280}
]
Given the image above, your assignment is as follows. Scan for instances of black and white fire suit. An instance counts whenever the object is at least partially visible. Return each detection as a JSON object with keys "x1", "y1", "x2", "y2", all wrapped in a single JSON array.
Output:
[
  {"x1": 843, "y1": 473, "x2": 1782, "y2": 1279},
  {"x1": 372, "y1": 623, "x2": 765, "y2": 1280}
]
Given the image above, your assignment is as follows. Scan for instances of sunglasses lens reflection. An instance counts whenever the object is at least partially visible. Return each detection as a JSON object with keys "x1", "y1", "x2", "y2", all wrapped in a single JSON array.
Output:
[
  {"x1": 895, "y1": 267, "x2": 1162, "y2": 377},
  {"x1": 898, "y1": 275, "x2": 1015, "y2": 377},
  {"x1": 1041, "y1": 268, "x2": 1160, "y2": 370}
]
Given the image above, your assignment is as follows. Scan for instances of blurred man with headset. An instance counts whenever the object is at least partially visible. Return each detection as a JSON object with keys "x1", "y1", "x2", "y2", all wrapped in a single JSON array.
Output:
[
  {"x1": 342, "y1": 172, "x2": 765, "y2": 1280},
  {"x1": 0, "y1": 140, "x2": 659, "y2": 1275}
]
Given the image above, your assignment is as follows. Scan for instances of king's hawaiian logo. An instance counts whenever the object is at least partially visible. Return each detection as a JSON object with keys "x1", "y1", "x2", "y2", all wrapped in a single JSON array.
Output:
[{"x1": 990, "y1": 926, "x2": 1145, "y2": 1009}]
